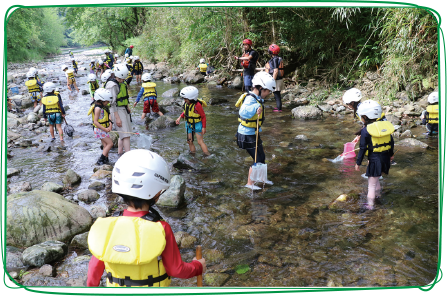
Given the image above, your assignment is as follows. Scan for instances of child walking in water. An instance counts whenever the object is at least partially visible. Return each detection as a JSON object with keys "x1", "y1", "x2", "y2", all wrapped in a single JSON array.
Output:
[
  {"x1": 90, "y1": 88, "x2": 113, "y2": 165},
  {"x1": 355, "y1": 100, "x2": 395, "y2": 210},
  {"x1": 175, "y1": 86, "x2": 210, "y2": 156},
  {"x1": 41, "y1": 82, "x2": 66, "y2": 142},
  {"x1": 134, "y1": 73, "x2": 163, "y2": 119},
  {"x1": 61, "y1": 65, "x2": 79, "y2": 93},
  {"x1": 420, "y1": 91, "x2": 439, "y2": 136}
]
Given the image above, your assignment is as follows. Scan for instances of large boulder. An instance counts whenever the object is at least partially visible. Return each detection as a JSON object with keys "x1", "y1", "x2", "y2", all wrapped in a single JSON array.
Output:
[
  {"x1": 63, "y1": 169, "x2": 81, "y2": 187},
  {"x1": 7, "y1": 190, "x2": 93, "y2": 247},
  {"x1": 396, "y1": 138, "x2": 429, "y2": 149},
  {"x1": 291, "y1": 106, "x2": 323, "y2": 119},
  {"x1": 229, "y1": 76, "x2": 243, "y2": 89},
  {"x1": 146, "y1": 115, "x2": 176, "y2": 130},
  {"x1": 157, "y1": 175, "x2": 186, "y2": 208},
  {"x1": 161, "y1": 88, "x2": 180, "y2": 98},
  {"x1": 385, "y1": 114, "x2": 401, "y2": 125},
  {"x1": 22, "y1": 241, "x2": 67, "y2": 267},
  {"x1": 184, "y1": 70, "x2": 205, "y2": 84},
  {"x1": 7, "y1": 117, "x2": 20, "y2": 128},
  {"x1": 158, "y1": 97, "x2": 183, "y2": 106}
]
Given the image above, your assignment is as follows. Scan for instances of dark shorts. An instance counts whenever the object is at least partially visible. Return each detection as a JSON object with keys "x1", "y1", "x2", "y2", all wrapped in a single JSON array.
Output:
[
  {"x1": 236, "y1": 132, "x2": 265, "y2": 163},
  {"x1": 366, "y1": 152, "x2": 391, "y2": 177},
  {"x1": 143, "y1": 98, "x2": 160, "y2": 113},
  {"x1": 134, "y1": 70, "x2": 143, "y2": 76}
]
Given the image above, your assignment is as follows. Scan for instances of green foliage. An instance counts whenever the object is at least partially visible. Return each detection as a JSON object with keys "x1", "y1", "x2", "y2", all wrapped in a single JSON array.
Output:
[
  {"x1": 235, "y1": 264, "x2": 251, "y2": 274},
  {"x1": 7, "y1": 8, "x2": 66, "y2": 62}
]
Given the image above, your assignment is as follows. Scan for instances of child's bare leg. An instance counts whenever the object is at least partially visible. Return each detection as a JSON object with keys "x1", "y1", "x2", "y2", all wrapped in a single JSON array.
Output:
[
  {"x1": 196, "y1": 133, "x2": 209, "y2": 155},
  {"x1": 187, "y1": 133, "x2": 196, "y2": 153},
  {"x1": 158, "y1": 111, "x2": 164, "y2": 116},
  {"x1": 73, "y1": 81, "x2": 79, "y2": 92},
  {"x1": 118, "y1": 138, "x2": 123, "y2": 154},
  {"x1": 141, "y1": 113, "x2": 147, "y2": 120},
  {"x1": 122, "y1": 137, "x2": 131, "y2": 152},
  {"x1": 56, "y1": 123, "x2": 64, "y2": 140},
  {"x1": 49, "y1": 125, "x2": 55, "y2": 138},
  {"x1": 367, "y1": 176, "x2": 380, "y2": 209},
  {"x1": 102, "y1": 137, "x2": 113, "y2": 156}
]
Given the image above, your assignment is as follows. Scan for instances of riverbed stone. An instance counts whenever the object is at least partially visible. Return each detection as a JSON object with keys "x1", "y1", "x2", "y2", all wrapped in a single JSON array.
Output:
[
  {"x1": 17, "y1": 139, "x2": 33, "y2": 147},
  {"x1": 208, "y1": 97, "x2": 229, "y2": 105},
  {"x1": 161, "y1": 87, "x2": 180, "y2": 97},
  {"x1": 386, "y1": 114, "x2": 401, "y2": 125},
  {"x1": 23, "y1": 275, "x2": 68, "y2": 286},
  {"x1": 39, "y1": 264, "x2": 55, "y2": 277},
  {"x1": 88, "y1": 181, "x2": 105, "y2": 191},
  {"x1": 173, "y1": 153, "x2": 206, "y2": 170},
  {"x1": 159, "y1": 97, "x2": 184, "y2": 106},
  {"x1": 396, "y1": 138, "x2": 428, "y2": 149},
  {"x1": 180, "y1": 234, "x2": 197, "y2": 249},
  {"x1": 70, "y1": 232, "x2": 89, "y2": 249},
  {"x1": 295, "y1": 135, "x2": 308, "y2": 141},
  {"x1": 317, "y1": 104, "x2": 332, "y2": 112},
  {"x1": 89, "y1": 205, "x2": 107, "y2": 219},
  {"x1": 7, "y1": 117, "x2": 20, "y2": 128},
  {"x1": 93, "y1": 164, "x2": 114, "y2": 172},
  {"x1": 90, "y1": 169, "x2": 112, "y2": 180},
  {"x1": 258, "y1": 252, "x2": 282, "y2": 267},
  {"x1": 147, "y1": 115, "x2": 176, "y2": 130},
  {"x1": 41, "y1": 182, "x2": 63, "y2": 193},
  {"x1": 204, "y1": 273, "x2": 230, "y2": 287},
  {"x1": 400, "y1": 130, "x2": 412, "y2": 138},
  {"x1": 291, "y1": 106, "x2": 323, "y2": 119},
  {"x1": 203, "y1": 249, "x2": 225, "y2": 265},
  {"x1": 6, "y1": 246, "x2": 26, "y2": 273},
  {"x1": 157, "y1": 175, "x2": 185, "y2": 208},
  {"x1": 77, "y1": 189, "x2": 100, "y2": 203},
  {"x1": 22, "y1": 241, "x2": 68, "y2": 267},
  {"x1": 230, "y1": 76, "x2": 243, "y2": 89},
  {"x1": 63, "y1": 169, "x2": 81, "y2": 187},
  {"x1": 56, "y1": 255, "x2": 91, "y2": 286},
  {"x1": 110, "y1": 132, "x2": 119, "y2": 148},
  {"x1": 184, "y1": 70, "x2": 205, "y2": 84},
  {"x1": 27, "y1": 112, "x2": 40, "y2": 123},
  {"x1": 7, "y1": 190, "x2": 93, "y2": 247},
  {"x1": 7, "y1": 168, "x2": 21, "y2": 178},
  {"x1": 8, "y1": 181, "x2": 32, "y2": 194}
]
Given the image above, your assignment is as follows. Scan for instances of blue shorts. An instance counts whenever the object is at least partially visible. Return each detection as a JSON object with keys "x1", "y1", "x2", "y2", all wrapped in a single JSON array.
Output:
[
  {"x1": 30, "y1": 92, "x2": 41, "y2": 102},
  {"x1": 243, "y1": 75, "x2": 254, "y2": 88},
  {"x1": 185, "y1": 122, "x2": 203, "y2": 134},
  {"x1": 47, "y1": 113, "x2": 62, "y2": 125}
]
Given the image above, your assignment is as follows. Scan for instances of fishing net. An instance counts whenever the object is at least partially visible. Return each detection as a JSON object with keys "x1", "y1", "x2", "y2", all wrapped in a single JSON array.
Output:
[
  {"x1": 63, "y1": 119, "x2": 75, "y2": 137},
  {"x1": 250, "y1": 163, "x2": 268, "y2": 184},
  {"x1": 137, "y1": 133, "x2": 153, "y2": 149},
  {"x1": 330, "y1": 155, "x2": 345, "y2": 163}
]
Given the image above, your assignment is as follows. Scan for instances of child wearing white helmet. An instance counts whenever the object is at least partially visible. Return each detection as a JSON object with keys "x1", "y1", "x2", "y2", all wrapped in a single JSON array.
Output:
[
  {"x1": 420, "y1": 91, "x2": 439, "y2": 135},
  {"x1": 355, "y1": 100, "x2": 395, "y2": 210},
  {"x1": 89, "y1": 88, "x2": 114, "y2": 165},
  {"x1": 86, "y1": 149, "x2": 206, "y2": 287},
  {"x1": 101, "y1": 70, "x2": 113, "y2": 88},
  {"x1": 132, "y1": 56, "x2": 144, "y2": 83},
  {"x1": 25, "y1": 69, "x2": 44, "y2": 108},
  {"x1": 125, "y1": 58, "x2": 134, "y2": 85},
  {"x1": 90, "y1": 59, "x2": 96, "y2": 74},
  {"x1": 87, "y1": 73, "x2": 100, "y2": 101},
  {"x1": 134, "y1": 73, "x2": 163, "y2": 119},
  {"x1": 42, "y1": 82, "x2": 66, "y2": 142},
  {"x1": 197, "y1": 58, "x2": 208, "y2": 76},
  {"x1": 68, "y1": 50, "x2": 74, "y2": 59},
  {"x1": 114, "y1": 53, "x2": 119, "y2": 64},
  {"x1": 72, "y1": 59, "x2": 78, "y2": 75},
  {"x1": 175, "y1": 86, "x2": 210, "y2": 156},
  {"x1": 96, "y1": 59, "x2": 109, "y2": 77},
  {"x1": 62, "y1": 65, "x2": 79, "y2": 93},
  {"x1": 235, "y1": 71, "x2": 275, "y2": 190}
]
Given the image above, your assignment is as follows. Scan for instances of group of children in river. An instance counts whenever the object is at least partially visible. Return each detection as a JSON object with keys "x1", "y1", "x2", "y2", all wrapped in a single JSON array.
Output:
[{"x1": 22, "y1": 41, "x2": 439, "y2": 210}]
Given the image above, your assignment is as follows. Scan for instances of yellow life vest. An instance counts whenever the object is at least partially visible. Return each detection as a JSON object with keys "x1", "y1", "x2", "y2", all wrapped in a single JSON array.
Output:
[
  {"x1": 88, "y1": 215, "x2": 171, "y2": 287},
  {"x1": 199, "y1": 63, "x2": 208, "y2": 72},
  {"x1": 72, "y1": 61, "x2": 78, "y2": 69},
  {"x1": 90, "y1": 103, "x2": 110, "y2": 128},
  {"x1": 235, "y1": 93, "x2": 264, "y2": 128},
  {"x1": 89, "y1": 80, "x2": 99, "y2": 93},
  {"x1": 366, "y1": 121, "x2": 394, "y2": 153},
  {"x1": 41, "y1": 94, "x2": 61, "y2": 114},
  {"x1": 25, "y1": 79, "x2": 41, "y2": 93},
  {"x1": 183, "y1": 99, "x2": 207, "y2": 124},
  {"x1": 134, "y1": 62, "x2": 143, "y2": 72},
  {"x1": 66, "y1": 69, "x2": 75, "y2": 83},
  {"x1": 426, "y1": 105, "x2": 438, "y2": 124},
  {"x1": 142, "y1": 82, "x2": 157, "y2": 99},
  {"x1": 90, "y1": 63, "x2": 96, "y2": 71},
  {"x1": 117, "y1": 82, "x2": 129, "y2": 107}
]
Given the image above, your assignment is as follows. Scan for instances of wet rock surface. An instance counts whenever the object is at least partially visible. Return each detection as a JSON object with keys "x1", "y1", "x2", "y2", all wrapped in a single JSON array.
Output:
[{"x1": 22, "y1": 241, "x2": 68, "y2": 267}]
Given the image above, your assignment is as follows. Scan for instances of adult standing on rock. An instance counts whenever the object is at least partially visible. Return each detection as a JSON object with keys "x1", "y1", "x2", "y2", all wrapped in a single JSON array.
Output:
[
  {"x1": 234, "y1": 39, "x2": 259, "y2": 93},
  {"x1": 265, "y1": 44, "x2": 285, "y2": 112},
  {"x1": 125, "y1": 45, "x2": 133, "y2": 57},
  {"x1": 105, "y1": 65, "x2": 132, "y2": 155}
]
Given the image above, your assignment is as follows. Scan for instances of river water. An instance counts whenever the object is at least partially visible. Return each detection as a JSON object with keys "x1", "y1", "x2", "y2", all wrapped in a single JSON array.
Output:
[{"x1": 7, "y1": 49, "x2": 439, "y2": 287}]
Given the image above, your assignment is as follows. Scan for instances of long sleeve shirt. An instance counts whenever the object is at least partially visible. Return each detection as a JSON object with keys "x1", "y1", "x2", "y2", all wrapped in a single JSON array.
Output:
[
  {"x1": 43, "y1": 94, "x2": 65, "y2": 119},
  {"x1": 237, "y1": 92, "x2": 263, "y2": 135},
  {"x1": 135, "y1": 87, "x2": 158, "y2": 103},
  {"x1": 356, "y1": 126, "x2": 394, "y2": 166},
  {"x1": 86, "y1": 209, "x2": 203, "y2": 286},
  {"x1": 180, "y1": 102, "x2": 206, "y2": 128}
]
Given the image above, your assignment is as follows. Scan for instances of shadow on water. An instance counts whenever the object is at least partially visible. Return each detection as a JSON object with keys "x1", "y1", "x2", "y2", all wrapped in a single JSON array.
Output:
[{"x1": 7, "y1": 51, "x2": 439, "y2": 287}]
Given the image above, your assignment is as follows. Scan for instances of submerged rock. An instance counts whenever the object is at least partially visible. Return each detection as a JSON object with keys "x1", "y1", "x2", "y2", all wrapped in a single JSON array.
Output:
[
  {"x1": 146, "y1": 115, "x2": 176, "y2": 130},
  {"x1": 204, "y1": 273, "x2": 230, "y2": 287},
  {"x1": 173, "y1": 153, "x2": 206, "y2": 170},
  {"x1": 291, "y1": 106, "x2": 323, "y2": 119},
  {"x1": 396, "y1": 138, "x2": 428, "y2": 149},
  {"x1": 157, "y1": 175, "x2": 186, "y2": 208},
  {"x1": 22, "y1": 241, "x2": 68, "y2": 267},
  {"x1": 63, "y1": 169, "x2": 81, "y2": 187},
  {"x1": 229, "y1": 76, "x2": 243, "y2": 89}
]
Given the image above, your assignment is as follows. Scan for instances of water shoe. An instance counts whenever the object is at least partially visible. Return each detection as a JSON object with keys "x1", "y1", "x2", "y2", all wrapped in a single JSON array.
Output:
[{"x1": 245, "y1": 184, "x2": 262, "y2": 190}]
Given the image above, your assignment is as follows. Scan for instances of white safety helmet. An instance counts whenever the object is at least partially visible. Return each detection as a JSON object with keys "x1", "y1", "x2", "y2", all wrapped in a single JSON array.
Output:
[
  {"x1": 126, "y1": 58, "x2": 132, "y2": 63},
  {"x1": 134, "y1": 56, "x2": 140, "y2": 60},
  {"x1": 125, "y1": 53, "x2": 129, "y2": 58},
  {"x1": 104, "y1": 49, "x2": 110, "y2": 54},
  {"x1": 43, "y1": 82, "x2": 56, "y2": 93},
  {"x1": 72, "y1": 59, "x2": 75, "y2": 62},
  {"x1": 252, "y1": 71, "x2": 276, "y2": 92},
  {"x1": 180, "y1": 86, "x2": 199, "y2": 100},
  {"x1": 427, "y1": 91, "x2": 438, "y2": 104},
  {"x1": 101, "y1": 70, "x2": 112, "y2": 83},
  {"x1": 200, "y1": 58, "x2": 205, "y2": 63},
  {"x1": 26, "y1": 71, "x2": 35, "y2": 78},
  {"x1": 113, "y1": 64, "x2": 129, "y2": 79},
  {"x1": 61, "y1": 65, "x2": 68, "y2": 71},
  {"x1": 91, "y1": 59, "x2": 95, "y2": 63},
  {"x1": 343, "y1": 88, "x2": 362, "y2": 104},
  {"x1": 357, "y1": 99, "x2": 382, "y2": 120},
  {"x1": 94, "y1": 88, "x2": 113, "y2": 102},
  {"x1": 29, "y1": 67, "x2": 37, "y2": 76},
  {"x1": 88, "y1": 73, "x2": 96, "y2": 81},
  {"x1": 114, "y1": 54, "x2": 119, "y2": 58},
  {"x1": 116, "y1": 59, "x2": 121, "y2": 64},
  {"x1": 112, "y1": 149, "x2": 171, "y2": 200},
  {"x1": 98, "y1": 60, "x2": 104, "y2": 65},
  {"x1": 142, "y1": 73, "x2": 152, "y2": 82}
]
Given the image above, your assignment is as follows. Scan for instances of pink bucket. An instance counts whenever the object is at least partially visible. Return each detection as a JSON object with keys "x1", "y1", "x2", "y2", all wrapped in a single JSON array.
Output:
[{"x1": 343, "y1": 142, "x2": 356, "y2": 158}]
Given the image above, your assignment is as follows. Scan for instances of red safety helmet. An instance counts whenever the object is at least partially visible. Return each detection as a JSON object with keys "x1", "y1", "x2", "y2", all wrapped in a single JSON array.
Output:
[
  {"x1": 243, "y1": 39, "x2": 253, "y2": 46},
  {"x1": 269, "y1": 44, "x2": 280, "y2": 55},
  {"x1": 130, "y1": 45, "x2": 134, "y2": 48}
]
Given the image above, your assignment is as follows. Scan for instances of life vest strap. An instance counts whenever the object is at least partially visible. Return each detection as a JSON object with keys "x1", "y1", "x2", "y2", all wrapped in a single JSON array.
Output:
[
  {"x1": 107, "y1": 272, "x2": 170, "y2": 287},
  {"x1": 371, "y1": 142, "x2": 391, "y2": 149}
]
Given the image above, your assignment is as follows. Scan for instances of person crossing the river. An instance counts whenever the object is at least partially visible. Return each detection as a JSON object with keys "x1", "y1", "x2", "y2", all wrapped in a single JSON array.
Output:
[
  {"x1": 25, "y1": 69, "x2": 43, "y2": 108},
  {"x1": 105, "y1": 64, "x2": 133, "y2": 156},
  {"x1": 133, "y1": 56, "x2": 144, "y2": 84},
  {"x1": 175, "y1": 86, "x2": 210, "y2": 156},
  {"x1": 42, "y1": 82, "x2": 66, "y2": 142},
  {"x1": 104, "y1": 49, "x2": 114, "y2": 68},
  {"x1": 86, "y1": 149, "x2": 206, "y2": 287},
  {"x1": 235, "y1": 71, "x2": 275, "y2": 190},
  {"x1": 355, "y1": 100, "x2": 395, "y2": 210},
  {"x1": 101, "y1": 70, "x2": 113, "y2": 88},
  {"x1": 97, "y1": 59, "x2": 109, "y2": 77},
  {"x1": 125, "y1": 57, "x2": 134, "y2": 85},
  {"x1": 87, "y1": 73, "x2": 100, "y2": 101},
  {"x1": 197, "y1": 58, "x2": 208, "y2": 76},
  {"x1": 114, "y1": 53, "x2": 119, "y2": 64},
  {"x1": 134, "y1": 73, "x2": 163, "y2": 120},
  {"x1": 420, "y1": 91, "x2": 439, "y2": 136},
  {"x1": 265, "y1": 44, "x2": 285, "y2": 112},
  {"x1": 61, "y1": 64, "x2": 79, "y2": 93},
  {"x1": 72, "y1": 59, "x2": 79, "y2": 75},
  {"x1": 69, "y1": 50, "x2": 74, "y2": 59},
  {"x1": 90, "y1": 59, "x2": 96, "y2": 75},
  {"x1": 234, "y1": 39, "x2": 259, "y2": 93}
]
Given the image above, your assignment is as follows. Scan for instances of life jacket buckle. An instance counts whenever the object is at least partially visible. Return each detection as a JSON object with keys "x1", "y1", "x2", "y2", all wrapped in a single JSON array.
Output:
[{"x1": 118, "y1": 278, "x2": 125, "y2": 287}]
